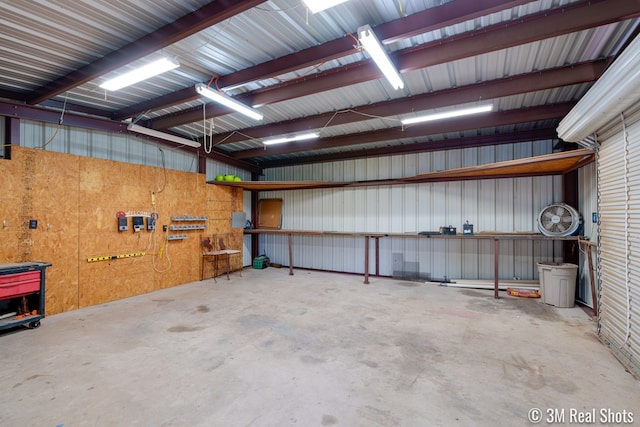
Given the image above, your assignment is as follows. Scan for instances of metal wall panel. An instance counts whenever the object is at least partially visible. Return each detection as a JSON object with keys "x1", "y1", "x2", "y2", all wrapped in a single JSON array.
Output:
[
  {"x1": 258, "y1": 143, "x2": 562, "y2": 280},
  {"x1": 205, "y1": 158, "x2": 251, "y2": 182},
  {"x1": 620, "y1": 110, "x2": 640, "y2": 376},
  {"x1": 578, "y1": 161, "x2": 598, "y2": 307},
  {"x1": 20, "y1": 120, "x2": 199, "y2": 173},
  {"x1": 597, "y1": 108, "x2": 640, "y2": 377}
]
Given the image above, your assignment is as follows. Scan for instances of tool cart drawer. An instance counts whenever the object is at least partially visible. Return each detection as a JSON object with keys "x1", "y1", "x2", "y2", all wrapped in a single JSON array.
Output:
[{"x1": 0, "y1": 271, "x2": 41, "y2": 299}]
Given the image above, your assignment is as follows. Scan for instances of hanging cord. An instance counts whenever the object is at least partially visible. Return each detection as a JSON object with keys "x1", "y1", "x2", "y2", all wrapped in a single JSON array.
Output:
[
  {"x1": 317, "y1": 108, "x2": 402, "y2": 135},
  {"x1": 203, "y1": 103, "x2": 213, "y2": 154},
  {"x1": 621, "y1": 113, "x2": 631, "y2": 347},
  {"x1": 41, "y1": 93, "x2": 68, "y2": 149},
  {"x1": 153, "y1": 226, "x2": 173, "y2": 273},
  {"x1": 156, "y1": 148, "x2": 168, "y2": 194}
]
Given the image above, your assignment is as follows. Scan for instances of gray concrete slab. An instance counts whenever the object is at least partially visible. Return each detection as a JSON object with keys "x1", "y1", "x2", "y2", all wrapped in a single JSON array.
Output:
[{"x1": 0, "y1": 268, "x2": 638, "y2": 426}]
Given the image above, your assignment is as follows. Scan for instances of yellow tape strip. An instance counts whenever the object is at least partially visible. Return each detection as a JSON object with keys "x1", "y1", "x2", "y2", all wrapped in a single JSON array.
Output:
[{"x1": 87, "y1": 252, "x2": 146, "y2": 263}]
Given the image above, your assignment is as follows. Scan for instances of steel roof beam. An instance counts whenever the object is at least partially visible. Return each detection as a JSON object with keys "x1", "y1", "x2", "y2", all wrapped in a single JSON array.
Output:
[
  {"x1": 232, "y1": 103, "x2": 573, "y2": 160},
  {"x1": 207, "y1": 60, "x2": 607, "y2": 146},
  {"x1": 250, "y1": 0, "x2": 639, "y2": 107},
  {"x1": 114, "y1": 0, "x2": 530, "y2": 121},
  {"x1": 151, "y1": 0, "x2": 638, "y2": 130},
  {"x1": 26, "y1": 0, "x2": 267, "y2": 105},
  {"x1": 256, "y1": 128, "x2": 558, "y2": 168},
  {"x1": 115, "y1": 0, "x2": 532, "y2": 124}
]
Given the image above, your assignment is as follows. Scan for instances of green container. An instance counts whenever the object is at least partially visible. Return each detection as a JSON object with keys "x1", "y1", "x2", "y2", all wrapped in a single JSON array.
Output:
[{"x1": 253, "y1": 256, "x2": 270, "y2": 269}]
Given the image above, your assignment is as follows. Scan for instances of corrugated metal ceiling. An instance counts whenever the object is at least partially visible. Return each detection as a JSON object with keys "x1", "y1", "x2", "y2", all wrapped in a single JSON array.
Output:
[{"x1": 1, "y1": 0, "x2": 639, "y2": 171}]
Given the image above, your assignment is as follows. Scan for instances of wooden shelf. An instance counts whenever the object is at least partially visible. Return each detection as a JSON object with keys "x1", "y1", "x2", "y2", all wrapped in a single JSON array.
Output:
[{"x1": 212, "y1": 149, "x2": 594, "y2": 191}]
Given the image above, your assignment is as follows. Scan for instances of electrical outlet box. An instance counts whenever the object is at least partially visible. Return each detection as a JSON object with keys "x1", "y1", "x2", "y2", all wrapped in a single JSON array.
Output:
[
  {"x1": 592, "y1": 212, "x2": 598, "y2": 223},
  {"x1": 147, "y1": 215, "x2": 156, "y2": 230},
  {"x1": 118, "y1": 217, "x2": 128, "y2": 232},
  {"x1": 132, "y1": 216, "x2": 144, "y2": 232},
  {"x1": 162, "y1": 225, "x2": 168, "y2": 232},
  {"x1": 28, "y1": 219, "x2": 38, "y2": 229}
]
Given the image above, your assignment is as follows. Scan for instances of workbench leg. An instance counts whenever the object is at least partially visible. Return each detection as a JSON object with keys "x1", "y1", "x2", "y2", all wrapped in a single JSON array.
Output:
[
  {"x1": 288, "y1": 233, "x2": 294, "y2": 276},
  {"x1": 494, "y1": 239, "x2": 500, "y2": 299},
  {"x1": 364, "y1": 236, "x2": 370, "y2": 284},
  {"x1": 375, "y1": 237, "x2": 380, "y2": 277}
]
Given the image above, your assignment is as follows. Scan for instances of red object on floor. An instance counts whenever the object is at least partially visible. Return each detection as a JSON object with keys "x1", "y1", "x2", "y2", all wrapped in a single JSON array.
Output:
[{"x1": 507, "y1": 288, "x2": 540, "y2": 298}]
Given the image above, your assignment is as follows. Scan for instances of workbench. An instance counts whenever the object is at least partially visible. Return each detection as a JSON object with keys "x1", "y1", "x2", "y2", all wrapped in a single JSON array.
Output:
[
  {"x1": 0, "y1": 262, "x2": 51, "y2": 331},
  {"x1": 244, "y1": 229, "x2": 579, "y2": 298}
]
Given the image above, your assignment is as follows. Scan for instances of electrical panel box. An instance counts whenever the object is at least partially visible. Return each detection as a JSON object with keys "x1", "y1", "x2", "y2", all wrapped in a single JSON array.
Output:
[
  {"x1": 118, "y1": 217, "x2": 128, "y2": 232},
  {"x1": 132, "y1": 216, "x2": 144, "y2": 232},
  {"x1": 147, "y1": 215, "x2": 156, "y2": 231}
]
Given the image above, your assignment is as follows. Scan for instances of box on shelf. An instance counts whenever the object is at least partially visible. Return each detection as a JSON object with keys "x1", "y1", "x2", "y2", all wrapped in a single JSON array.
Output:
[{"x1": 439, "y1": 226, "x2": 456, "y2": 235}]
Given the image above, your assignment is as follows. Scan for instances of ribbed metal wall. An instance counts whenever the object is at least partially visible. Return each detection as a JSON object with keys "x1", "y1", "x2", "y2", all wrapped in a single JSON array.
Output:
[
  {"x1": 597, "y1": 109, "x2": 640, "y2": 377},
  {"x1": 258, "y1": 142, "x2": 565, "y2": 280},
  {"x1": 578, "y1": 161, "x2": 598, "y2": 307},
  {"x1": 18, "y1": 120, "x2": 256, "y2": 183},
  {"x1": 20, "y1": 120, "x2": 199, "y2": 172}
]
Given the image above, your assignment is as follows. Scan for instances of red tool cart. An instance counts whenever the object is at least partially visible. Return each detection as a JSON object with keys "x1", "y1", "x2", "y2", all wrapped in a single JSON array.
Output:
[{"x1": 0, "y1": 262, "x2": 51, "y2": 331}]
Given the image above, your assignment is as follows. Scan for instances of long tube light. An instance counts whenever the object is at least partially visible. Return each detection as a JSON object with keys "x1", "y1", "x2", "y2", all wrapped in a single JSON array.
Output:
[
  {"x1": 263, "y1": 132, "x2": 319, "y2": 145},
  {"x1": 127, "y1": 124, "x2": 201, "y2": 148},
  {"x1": 303, "y1": 0, "x2": 349, "y2": 13},
  {"x1": 358, "y1": 24, "x2": 404, "y2": 90},
  {"x1": 99, "y1": 57, "x2": 179, "y2": 91},
  {"x1": 401, "y1": 105, "x2": 494, "y2": 125},
  {"x1": 195, "y1": 83, "x2": 263, "y2": 121}
]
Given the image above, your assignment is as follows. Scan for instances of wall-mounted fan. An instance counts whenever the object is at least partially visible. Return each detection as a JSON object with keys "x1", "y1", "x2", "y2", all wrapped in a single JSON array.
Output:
[{"x1": 537, "y1": 202, "x2": 582, "y2": 237}]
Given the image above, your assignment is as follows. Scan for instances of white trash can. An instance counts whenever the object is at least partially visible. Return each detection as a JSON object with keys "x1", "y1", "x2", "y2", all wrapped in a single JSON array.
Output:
[{"x1": 537, "y1": 262, "x2": 579, "y2": 308}]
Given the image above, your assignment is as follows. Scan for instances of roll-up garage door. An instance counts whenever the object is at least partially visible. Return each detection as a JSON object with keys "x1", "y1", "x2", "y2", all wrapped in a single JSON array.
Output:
[{"x1": 598, "y1": 111, "x2": 640, "y2": 377}]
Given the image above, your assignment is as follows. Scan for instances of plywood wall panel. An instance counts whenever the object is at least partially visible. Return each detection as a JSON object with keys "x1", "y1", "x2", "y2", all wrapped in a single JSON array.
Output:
[
  {"x1": 3, "y1": 146, "x2": 239, "y2": 315},
  {"x1": 1, "y1": 150, "x2": 27, "y2": 262},
  {"x1": 34, "y1": 150, "x2": 80, "y2": 314},
  {"x1": 0, "y1": 148, "x2": 81, "y2": 314}
]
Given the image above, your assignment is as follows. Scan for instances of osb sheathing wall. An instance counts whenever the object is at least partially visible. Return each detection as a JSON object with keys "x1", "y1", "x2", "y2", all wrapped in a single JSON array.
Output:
[{"x1": 0, "y1": 146, "x2": 243, "y2": 315}]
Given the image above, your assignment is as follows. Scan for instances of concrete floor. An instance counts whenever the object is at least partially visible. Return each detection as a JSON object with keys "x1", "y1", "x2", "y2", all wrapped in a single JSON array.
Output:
[{"x1": 0, "y1": 268, "x2": 638, "y2": 427}]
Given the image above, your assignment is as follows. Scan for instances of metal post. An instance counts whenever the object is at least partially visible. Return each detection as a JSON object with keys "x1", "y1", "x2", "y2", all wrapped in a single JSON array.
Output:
[
  {"x1": 364, "y1": 235, "x2": 370, "y2": 284},
  {"x1": 494, "y1": 238, "x2": 500, "y2": 299},
  {"x1": 375, "y1": 236, "x2": 380, "y2": 276},
  {"x1": 288, "y1": 233, "x2": 294, "y2": 276}
]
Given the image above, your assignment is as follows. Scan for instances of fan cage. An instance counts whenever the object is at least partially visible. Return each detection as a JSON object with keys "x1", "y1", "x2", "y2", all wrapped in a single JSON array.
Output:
[{"x1": 537, "y1": 202, "x2": 582, "y2": 237}]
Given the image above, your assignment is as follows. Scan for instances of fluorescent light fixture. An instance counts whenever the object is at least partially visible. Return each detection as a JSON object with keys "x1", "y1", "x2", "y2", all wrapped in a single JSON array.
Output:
[
  {"x1": 127, "y1": 123, "x2": 201, "y2": 148},
  {"x1": 99, "y1": 57, "x2": 179, "y2": 91},
  {"x1": 195, "y1": 83, "x2": 263, "y2": 121},
  {"x1": 263, "y1": 132, "x2": 319, "y2": 145},
  {"x1": 303, "y1": 0, "x2": 348, "y2": 13},
  {"x1": 358, "y1": 24, "x2": 404, "y2": 90},
  {"x1": 401, "y1": 105, "x2": 494, "y2": 125}
]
